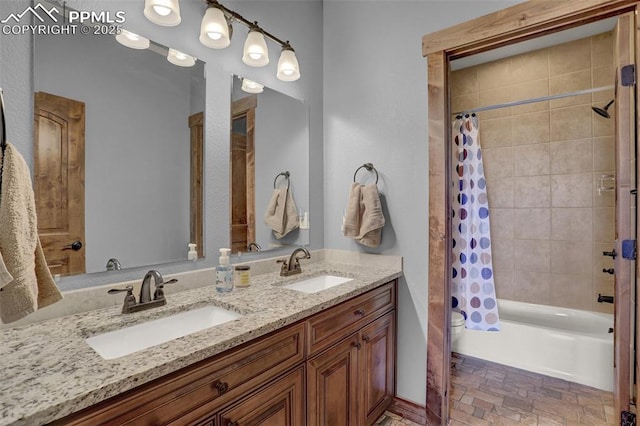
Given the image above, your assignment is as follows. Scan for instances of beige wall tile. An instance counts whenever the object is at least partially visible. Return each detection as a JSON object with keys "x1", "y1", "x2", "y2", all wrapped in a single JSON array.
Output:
[
  {"x1": 477, "y1": 58, "x2": 513, "y2": 90},
  {"x1": 451, "y1": 67, "x2": 478, "y2": 97},
  {"x1": 511, "y1": 48, "x2": 548, "y2": 84},
  {"x1": 490, "y1": 209, "x2": 514, "y2": 239},
  {"x1": 514, "y1": 239, "x2": 551, "y2": 272},
  {"x1": 549, "y1": 273, "x2": 592, "y2": 310},
  {"x1": 591, "y1": 66, "x2": 614, "y2": 103},
  {"x1": 551, "y1": 173, "x2": 592, "y2": 208},
  {"x1": 550, "y1": 105, "x2": 592, "y2": 141},
  {"x1": 483, "y1": 147, "x2": 513, "y2": 178},
  {"x1": 551, "y1": 241, "x2": 592, "y2": 275},
  {"x1": 479, "y1": 88, "x2": 512, "y2": 119},
  {"x1": 479, "y1": 117, "x2": 512, "y2": 149},
  {"x1": 514, "y1": 208, "x2": 550, "y2": 240},
  {"x1": 513, "y1": 270, "x2": 550, "y2": 305},
  {"x1": 495, "y1": 266, "x2": 515, "y2": 300},
  {"x1": 593, "y1": 173, "x2": 615, "y2": 207},
  {"x1": 549, "y1": 37, "x2": 591, "y2": 76},
  {"x1": 514, "y1": 175, "x2": 551, "y2": 208},
  {"x1": 591, "y1": 31, "x2": 613, "y2": 68},
  {"x1": 550, "y1": 139, "x2": 593, "y2": 175},
  {"x1": 593, "y1": 207, "x2": 615, "y2": 243},
  {"x1": 452, "y1": 94, "x2": 479, "y2": 115},
  {"x1": 593, "y1": 110, "x2": 614, "y2": 137},
  {"x1": 492, "y1": 238, "x2": 514, "y2": 273},
  {"x1": 513, "y1": 143, "x2": 550, "y2": 177},
  {"x1": 549, "y1": 70, "x2": 591, "y2": 109},
  {"x1": 551, "y1": 208, "x2": 593, "y2": 242},
  {"x1": 511, "y1": 79, "x2": 549, "y2": 115},
  {"x1": 593, "y1": 136, "x2": 614, "y2": 172},
  {"x1": 511, "y1": 111, "x2": 550, "y2": 145},
  {"x1": 486, "y1": 177, "x2": 514, "y2": 208}
]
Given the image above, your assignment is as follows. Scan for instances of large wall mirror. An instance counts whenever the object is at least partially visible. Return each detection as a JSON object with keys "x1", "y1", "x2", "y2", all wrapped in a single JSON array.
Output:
[
  {"x1": 33, "y1": 25, "x2": 205, "y2": 276},
  {"x1": 231, "y1": 75, "x2": 309, "y2": 254}
]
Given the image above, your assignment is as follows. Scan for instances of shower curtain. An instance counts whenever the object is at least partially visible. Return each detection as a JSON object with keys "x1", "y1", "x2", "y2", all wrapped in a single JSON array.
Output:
[{"x1": 451, "y1": 115, "x2": 500, "y2": 331}]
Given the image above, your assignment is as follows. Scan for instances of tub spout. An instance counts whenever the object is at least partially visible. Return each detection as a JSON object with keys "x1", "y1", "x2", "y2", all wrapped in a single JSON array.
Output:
[{"x1": 597, "y1": 293, "x2": 614, "y2": 304}]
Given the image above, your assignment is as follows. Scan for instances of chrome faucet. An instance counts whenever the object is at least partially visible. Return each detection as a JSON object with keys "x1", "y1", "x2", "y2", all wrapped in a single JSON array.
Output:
[
  {"x1": 108, "y1": 270, "x2": 178, "y2": 314},
  {"x1": 105, "y1": 258, "x2": 122, "y2": 271},
  {"x1": 247, "y1": 242, "x2": 261, "y2": 252},
  {"x1": 277, "y1": 247, "x2": 311, "y2": 277}
]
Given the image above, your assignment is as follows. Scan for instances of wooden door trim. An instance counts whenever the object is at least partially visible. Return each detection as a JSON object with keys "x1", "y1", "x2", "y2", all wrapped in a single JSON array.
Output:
[
  {"x1": 189, "y1": 112, "x2": 204, "y2": 258},
  {"x1": 422, "y1": 2, "x2": 640, "y2": 424}
]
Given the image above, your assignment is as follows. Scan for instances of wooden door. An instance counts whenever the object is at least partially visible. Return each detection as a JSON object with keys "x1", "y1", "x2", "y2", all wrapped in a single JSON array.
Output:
[
  {"x1": 614, "y1": 12, "x2": 636, "y2": 417},
  {"x1": 33, "y1": 92, "x2": 85, "y2": 276},
  {"x1": 307, "y1": 336, "x2": 359, "y2": 426},
  {"x1": 359, "y1": 312, "x2": 395, "y2": 426},
  {"x1": 218, "y1": 367, "x2": 305, "y2": 426},
  {"x1": 231, "y1": 96, "x2": 256, "y2": 253},
  {"x1": 189, "y1": 112, "x2": 204, "y2": 258}
]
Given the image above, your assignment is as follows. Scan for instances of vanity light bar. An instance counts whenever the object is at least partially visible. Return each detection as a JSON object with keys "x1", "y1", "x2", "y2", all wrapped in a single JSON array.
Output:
[{"x1": 143, "y1": 0, "x2": 301, "y2": 81}]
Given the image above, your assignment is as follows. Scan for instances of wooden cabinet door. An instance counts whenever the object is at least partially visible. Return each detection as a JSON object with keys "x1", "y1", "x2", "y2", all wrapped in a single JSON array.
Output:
[
  {"x1": 218, "y1": 367, "x2": 305, "y2": 426},
  {"x1": 307, "y1": 336, "x2": 360, "y2": 426},
  {"x1": 359, "y1": 312, "x2": 395, "y2": 426}
]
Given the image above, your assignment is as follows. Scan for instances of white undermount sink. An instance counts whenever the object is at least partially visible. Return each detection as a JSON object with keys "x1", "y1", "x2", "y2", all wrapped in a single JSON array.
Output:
[
  {"x1": 86, "y1": 306, "x2": 242, "y2": 360},
  {"x1": 282, "y1": 275, "x2": 353, "y2": 294}
]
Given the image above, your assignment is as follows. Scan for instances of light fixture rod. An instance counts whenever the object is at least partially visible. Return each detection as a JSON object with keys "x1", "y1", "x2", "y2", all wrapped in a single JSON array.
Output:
[{"x1": 204, "y1": 0, "x2": 291, "y2": 49}]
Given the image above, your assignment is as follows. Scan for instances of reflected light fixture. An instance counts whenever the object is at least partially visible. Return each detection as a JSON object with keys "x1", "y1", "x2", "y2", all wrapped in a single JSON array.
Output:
[
  {"x1": 144, "y1": 0, "x2": 300, "y2": 81},
  {"x1": 167, "y1": 48, "x2": 196, "y2": 67},
  {"x1": 115, "y1": 29, "x2": 150, "y2": 49},
  {"x1": 144, "y1": 0, "x2": 181, "y2": 26},
  {"x1": 241, "y1": 78, "x2": 264, "y2": 94}
]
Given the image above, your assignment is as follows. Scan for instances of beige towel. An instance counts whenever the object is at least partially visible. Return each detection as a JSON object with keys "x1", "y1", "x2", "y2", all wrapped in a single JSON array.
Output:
[
  {"x1": 0, "y1": 142, "x2": 62, "y2": 323},
  {"x1": 264, "y1": 188, "x2": 299, "y2": 239},
  {"x1": 343, "y1": 183, "x2": 385, "y2": 248}
]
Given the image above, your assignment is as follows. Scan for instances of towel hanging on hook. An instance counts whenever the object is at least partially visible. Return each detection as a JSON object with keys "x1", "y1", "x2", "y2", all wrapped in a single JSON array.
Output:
[
  {"x1": 273, "y1": 171, "x2": 290, "y2": 189},
  {"x1": 353, "y1": 163, "x2": 379, "y2": 185}
]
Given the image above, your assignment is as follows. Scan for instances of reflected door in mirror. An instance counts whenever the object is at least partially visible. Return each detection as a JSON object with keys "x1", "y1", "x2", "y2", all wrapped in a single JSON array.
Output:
[
  {"x1": 231, "y1": 95, "x2": 257, "y2": 253},
  {"x1": 34, "y1": 92, "x2": 86, "y2": 276},
  {"x1": 189, "y1": 112, "x2": 204, "y2": 258}
]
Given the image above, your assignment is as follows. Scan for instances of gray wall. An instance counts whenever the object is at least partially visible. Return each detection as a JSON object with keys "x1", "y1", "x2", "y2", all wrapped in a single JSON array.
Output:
[
  {"x1": 0, "y1": 0, "x2": 324, "y2": 288},
  {"x1": 322, "y1": 0, "x2": 523, "y2": 405},
  {"x1": 35, "y1": 32, "x2": 192, "y2": 273}
]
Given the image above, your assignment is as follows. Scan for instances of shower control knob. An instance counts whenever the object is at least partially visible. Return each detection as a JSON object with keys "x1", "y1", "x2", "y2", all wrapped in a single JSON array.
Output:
[
  {"x1": 602, "y1": 268, "x2": 615, "y2": 275},
  {"x1": 602, "y1": 249, "x2": 617, "y2": 259}
]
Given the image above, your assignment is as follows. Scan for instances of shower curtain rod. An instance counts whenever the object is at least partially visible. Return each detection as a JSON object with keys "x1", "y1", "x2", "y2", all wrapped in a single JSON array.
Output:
[{"x1": 453, "y1": 85, "x2": 614, "y2": 116}]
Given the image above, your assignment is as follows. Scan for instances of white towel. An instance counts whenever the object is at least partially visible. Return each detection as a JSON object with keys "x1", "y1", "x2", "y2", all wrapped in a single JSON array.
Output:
[
  {"x1": 0, "y1": 142, "x2": 62, "y2": 323},
  {"x1": 264, "y1": 187, "x2": 299, "y2": 239},
  {"x1": 343, "y1": 183, "x2": 385, "y2": 248}
]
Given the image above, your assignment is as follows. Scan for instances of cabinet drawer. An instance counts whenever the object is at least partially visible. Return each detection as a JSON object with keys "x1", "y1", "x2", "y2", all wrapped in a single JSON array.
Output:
[
  {"x1": 53, "y1": 323, "x2": 305, "y2": 426},
  {"x1": 306, "y1": 281, "x2": 395, "y2": 356}
]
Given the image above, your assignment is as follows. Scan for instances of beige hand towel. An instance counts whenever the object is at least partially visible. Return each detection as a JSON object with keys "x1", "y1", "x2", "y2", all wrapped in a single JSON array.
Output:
[
  {"x1": 343, "y1": 183, "x2": 362, "y2": 238},
  {"x1": 0, "y1": 142, "x2": 62, "y2": 323},
  {"x1": 356, "y1": 184, "x2": 385, "y2": 247},
  {"x1": 274, "y1": 189, "x2": 299, "y2": 239},
  {"x1": 343, "y1": 183, "x2": 385, "y2": 248},
  {"x1": 264, "y1": 187, "x2": 299, "y2": 239}
]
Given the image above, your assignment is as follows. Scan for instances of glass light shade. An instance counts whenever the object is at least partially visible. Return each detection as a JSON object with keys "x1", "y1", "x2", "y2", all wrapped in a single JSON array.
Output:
[
  {"x1": 242, "y1": 30, "x2": 269, "y2": 67},
  {"x1": 115, "y1": 30, "x2": 150, "y2": 49},
  {"x1": 144, "y1": 0, "x2": 181, "y2": 26},
  {"x1": 277, "y1": 48, "x2": 301, "y2": 81},
  {"x1": 167, "y1": 48, "x2": 196, "y2": 67},
  {"x1": 241, "y1": 78, "x2": 264, "y2": 94},
  {"x1": 199, "y1": 7, "x2": 230, "y2": 49}
]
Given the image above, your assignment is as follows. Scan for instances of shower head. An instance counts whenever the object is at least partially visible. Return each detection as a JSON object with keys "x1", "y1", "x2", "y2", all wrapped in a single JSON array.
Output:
[{"x1": 592, "y1": 99, "x2": 615, "y2": 119}]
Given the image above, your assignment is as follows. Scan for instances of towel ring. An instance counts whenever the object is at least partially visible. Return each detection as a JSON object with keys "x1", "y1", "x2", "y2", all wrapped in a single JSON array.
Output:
[
  {"x1": 274, "y1": 171, "x2": 290, "y2": 189},
  {"x1": 353, "y1": 163, "x2": 378, "y2": 185}
]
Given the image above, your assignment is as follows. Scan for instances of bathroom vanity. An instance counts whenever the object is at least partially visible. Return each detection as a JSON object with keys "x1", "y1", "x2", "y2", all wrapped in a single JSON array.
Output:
[{"x1": 0, "y1": 251, "x2": 401, "y2": 426}]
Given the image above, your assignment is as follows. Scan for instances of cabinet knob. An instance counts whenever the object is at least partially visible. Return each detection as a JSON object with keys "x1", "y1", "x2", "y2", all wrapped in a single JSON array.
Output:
[
  {"x1": 351, "y1": 341, "x2": 362, "y2": 349},
  {"x1": 354, "y1": 309, "x2": 365, "y2": 317},
  {"x1": 362, "y1": 336, "x2": 370, "y2": 343},
  {"x1": 214, "y1": 381, "x2": 229, "y2": 394},
  {"x1": 226, "y1": 421, "x2": 239, "y2": 426}
]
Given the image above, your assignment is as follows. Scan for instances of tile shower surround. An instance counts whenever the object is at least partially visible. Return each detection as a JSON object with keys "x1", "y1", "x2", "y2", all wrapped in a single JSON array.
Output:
[{"x1": 451, "y1": 32, "x2": 617, "y2": 313}]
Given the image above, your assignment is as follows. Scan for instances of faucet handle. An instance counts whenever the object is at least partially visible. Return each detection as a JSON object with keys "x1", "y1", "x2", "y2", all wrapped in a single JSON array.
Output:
[
  {"x1": 153, "y1": 278, "x2": 178, "y2": 300},
  {"x1": 108, "y1": 285, "x2": 136, "y2": 314}
]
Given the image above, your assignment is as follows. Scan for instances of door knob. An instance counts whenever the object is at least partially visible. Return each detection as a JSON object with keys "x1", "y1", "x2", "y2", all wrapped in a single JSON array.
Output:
[{"x1": 62, "y1": 241, "x2": 83, "y2": 251}]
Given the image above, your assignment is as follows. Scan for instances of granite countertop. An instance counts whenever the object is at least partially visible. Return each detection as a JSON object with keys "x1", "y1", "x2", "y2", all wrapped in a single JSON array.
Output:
[{"x1": 0, "y1": 253, "x2": 402, "y2": 426}]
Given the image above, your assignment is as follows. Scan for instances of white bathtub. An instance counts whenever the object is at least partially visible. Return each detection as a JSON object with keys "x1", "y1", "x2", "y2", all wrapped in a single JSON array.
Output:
[{"x1": 452, "y1": 299, "x2": 614, "y2": 391}]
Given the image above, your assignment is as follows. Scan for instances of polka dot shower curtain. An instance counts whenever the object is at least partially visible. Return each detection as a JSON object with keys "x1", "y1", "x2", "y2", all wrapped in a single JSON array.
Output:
[{"x1": 451, "y1": 115, "x2": 500, "y2": 331}]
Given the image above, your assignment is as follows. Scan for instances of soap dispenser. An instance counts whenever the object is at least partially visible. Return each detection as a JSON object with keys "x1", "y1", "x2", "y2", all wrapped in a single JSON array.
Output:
[
  {"x1": 187, "y1": 243, "x2": 197, "y2": 261},
  {"x1": 215, "y1": 248, "x2": 234, "y2": 293}
]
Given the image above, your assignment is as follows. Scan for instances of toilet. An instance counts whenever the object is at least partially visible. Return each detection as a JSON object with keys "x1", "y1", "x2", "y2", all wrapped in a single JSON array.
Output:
[{"x1": 451, "y1": 311, "x2": 465, "y2": 347}]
